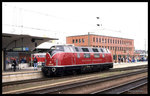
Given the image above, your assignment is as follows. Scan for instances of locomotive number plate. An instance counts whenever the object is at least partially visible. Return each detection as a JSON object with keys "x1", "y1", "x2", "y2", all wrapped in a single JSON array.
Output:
[{"x1": 48, "y1": 63, "x2": 54, "y2": 65}]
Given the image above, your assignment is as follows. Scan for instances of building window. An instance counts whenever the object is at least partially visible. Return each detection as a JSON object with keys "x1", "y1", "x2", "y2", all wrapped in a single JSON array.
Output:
[
  {"x1": 72, "y1": 39, "x2": 74, "y2": 43},
  {"x1": 108, "y1": 46, "x2": 109, "y2": 49},
  {"x1": 82, "y1": 38, "x2": 84, "y2": 43},
  {"x1": 115, "y1": 40, "x2": 117, "y2": 44},
  {"x1": 118, "y1": 40, "x2": 119, "y2": 44},
  {"x1": 108, "y1": 39, "x2": 109, "y2": 43},
  {"x1": 102, "y1": 38, "x2": 104, "y2": 43},
  {"x1": 93, "y1": 37, "x2": 95, "y2": 42},
  {"x1": 115, "y1": 47, "x2": 117, "y2": 50},
  {"x1": 120, "y1": 40, "x2": 121, "y2": 44},
  {"x1": 110, "y1": 39, "x2": 112, "y2": 43},
  {"x1": 79, "y1": 39, "x2": 81, "y2": 43},
  {"x1": 110, "y1": 46, "x2": 112, "y2": 50},
  {"x1": 76, "y1": 39, "x2": 78, "y2": 43},
  {"x1": 113, "y1": 47, "x2": 114, "y2": 50},
  {"x1": 113, "y1": 40, "x2": 114, "y2": 44},
  {"x1": 96, "y1": 38, "x2": 98, "y2": 43},
  {"x1": 99, "y1": 38, "x2": 101, "y2": 43},
  {"x1": 105, "y1": 39, "x2": 107, "y2": 43}
]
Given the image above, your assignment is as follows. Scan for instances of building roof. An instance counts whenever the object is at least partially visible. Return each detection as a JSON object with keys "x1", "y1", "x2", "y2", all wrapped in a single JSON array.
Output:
[
  {"x1": 66, "y1": 33, "x2": 134, "y2": 40},
  {"x1": 2, "y1": 33, "x2": 58, "y2": 51}
]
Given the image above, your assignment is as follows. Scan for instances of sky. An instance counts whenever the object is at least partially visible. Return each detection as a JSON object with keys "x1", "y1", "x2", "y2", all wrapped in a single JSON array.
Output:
[{"x1": 2, "y1": 2, "x2": 148, "y2": 51}]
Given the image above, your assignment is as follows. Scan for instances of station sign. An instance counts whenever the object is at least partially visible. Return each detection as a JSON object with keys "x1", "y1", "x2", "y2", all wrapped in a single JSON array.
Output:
[{"x1": 13, "y1": 47, "x2": 29, "y2": 51}]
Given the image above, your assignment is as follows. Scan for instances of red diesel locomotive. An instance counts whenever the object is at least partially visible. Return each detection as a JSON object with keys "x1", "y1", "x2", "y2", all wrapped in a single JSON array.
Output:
[
  {"x1": 29, "y1": 53, "x2": 46, "y2": 66},
  {"x1": 42, "y1": 45, "x2": 113, "y2": 76}
]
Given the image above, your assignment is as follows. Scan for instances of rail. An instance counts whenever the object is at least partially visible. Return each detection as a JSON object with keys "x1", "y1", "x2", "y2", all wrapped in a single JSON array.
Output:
[
  {"x1": 91, "y1": 76, "x2": 147, "y2": 94},
  {"x1": 22, "y1": 68, "x2": 147, "y2": 94}
]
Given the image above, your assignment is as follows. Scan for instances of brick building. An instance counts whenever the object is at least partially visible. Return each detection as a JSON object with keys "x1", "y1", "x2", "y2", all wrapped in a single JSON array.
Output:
[{"x1": 66, "y1": 34, "x2": 135, "y2": 62}]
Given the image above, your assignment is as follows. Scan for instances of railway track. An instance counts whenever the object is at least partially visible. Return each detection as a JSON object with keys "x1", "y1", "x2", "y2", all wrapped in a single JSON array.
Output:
[
  {"x1": 91, "y1": 76, "x2": 147, "y2": 94},
  {"x1": 19, "y1": 68, "x2": 147, "y2": 94},
  {"x1": 3, "y1": 65, "x2": 147, "y2": 87}
]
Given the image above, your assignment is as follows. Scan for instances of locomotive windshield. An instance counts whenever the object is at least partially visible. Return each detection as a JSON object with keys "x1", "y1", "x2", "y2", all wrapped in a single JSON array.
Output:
[{"x1": 48, "y1": 46, "x2": 64, "y2": 56}]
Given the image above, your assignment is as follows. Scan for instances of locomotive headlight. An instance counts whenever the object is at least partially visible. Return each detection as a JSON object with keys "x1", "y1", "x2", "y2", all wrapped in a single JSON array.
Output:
[{"x1": 52, "y1": 67, "x2": 56, "y2": 72}]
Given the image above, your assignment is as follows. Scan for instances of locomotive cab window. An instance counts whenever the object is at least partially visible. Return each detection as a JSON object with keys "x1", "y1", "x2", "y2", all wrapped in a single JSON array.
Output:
[
  {"x1": 75, "y1": 47, "x2": 79, "y2": 52},
  {"x1": 82, "y1": 48, "x2": 89, "y2": 52},
  {"x1": 48, "y1": 46, "x2": 64, "y2": 56},
  {"x1": 103, "y1": 48, "x2": 107, "y2": 53},
  {"x1": 92, "y1": 48, "x2": 99, "y2": 52},
  {"x1": 106, "y1": 49, "x2": 110, "y2": 53},
  {"x1": 100, "y1": 48, "x2": 104, "y2": 52}
]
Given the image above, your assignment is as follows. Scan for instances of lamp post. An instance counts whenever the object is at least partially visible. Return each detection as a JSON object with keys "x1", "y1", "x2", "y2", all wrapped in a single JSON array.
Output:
[
  {"x1": 96, "y1": 17, "x2": 103, "y2": 48},
  {"x1": 88, "y1": 32, "x2": 90, "y2": 47},
  {"x1": 115, "y1": 47, "x2": 117, "y2": 63}
]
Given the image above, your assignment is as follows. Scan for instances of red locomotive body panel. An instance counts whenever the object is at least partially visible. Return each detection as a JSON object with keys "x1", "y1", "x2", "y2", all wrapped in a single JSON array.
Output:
[{"x1": 45, "y1": 52, "x2": 112, "y2": 67}]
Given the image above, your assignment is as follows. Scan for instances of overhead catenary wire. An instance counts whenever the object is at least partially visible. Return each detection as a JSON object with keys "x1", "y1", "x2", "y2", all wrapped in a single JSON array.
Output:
[
  {"x1": 4, "y1": 4, "x2": 94, "y2": 27},
  {"x1": 3, "y1": 4, "x2": 88, "y2": 39},
  {"x1": 4, "y1": 4, "x2": 137, "y2": 41}
]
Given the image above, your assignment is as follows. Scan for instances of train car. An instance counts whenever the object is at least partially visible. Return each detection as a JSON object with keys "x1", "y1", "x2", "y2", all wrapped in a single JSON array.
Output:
[
  {"x1": 42, "y1": 45, "x2": 113, "y2": 76},
  {"x1": 30, "y1": 53, "x2": 46, "y2": 66}
]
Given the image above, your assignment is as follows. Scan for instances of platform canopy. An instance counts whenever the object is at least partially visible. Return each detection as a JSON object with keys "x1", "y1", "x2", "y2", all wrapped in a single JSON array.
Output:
[{"x1": 2, "y1": 33, "x2": 58, "y2": 51}]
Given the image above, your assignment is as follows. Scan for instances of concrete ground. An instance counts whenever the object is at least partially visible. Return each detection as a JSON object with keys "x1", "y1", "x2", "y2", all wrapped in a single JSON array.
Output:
[{"x1": 113, "y1": 61, "x2": 148, "y2": 68}]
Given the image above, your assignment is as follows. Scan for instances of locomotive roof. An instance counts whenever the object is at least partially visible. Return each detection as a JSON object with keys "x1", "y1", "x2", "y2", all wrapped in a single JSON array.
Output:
[
  {"x1": 52, "y1": 45, "x2": 110, "y2": 53},
  {"x1": 53, "y1": 45, "x2": 107, "y2": 50}
]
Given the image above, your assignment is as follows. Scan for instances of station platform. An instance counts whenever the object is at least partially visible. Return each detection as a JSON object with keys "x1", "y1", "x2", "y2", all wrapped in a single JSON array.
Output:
[
  {"x1": 113, "y1": 61, "x2": 148, "y2": 68},
  {"x1": 2, "y1": 61, "x2": 148, "y2": 83},
  {"x1": 2, "y1": 67, "x2": 44, "y2": 83}
]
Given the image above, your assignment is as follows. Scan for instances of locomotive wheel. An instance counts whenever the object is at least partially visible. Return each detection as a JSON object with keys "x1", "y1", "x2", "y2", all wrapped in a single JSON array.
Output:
[
  {"x1": 81, "y1": 66, "x2": 86, "y2": 73},
  {"x1": 72, "y1": 70, "x2": 77, "y2": 75},
  {"x1": 105, "y1": 66, "x2": 110, "y2": 70},
  {"x1": 57, "y1": 70, "x2": 64, "y2": 77},
  {"x1": 76, "y1": 69, "x2": 82, "y2": 74},
  {"x1": 46, "y1": 70, "x2": 51, "y2": 77}
]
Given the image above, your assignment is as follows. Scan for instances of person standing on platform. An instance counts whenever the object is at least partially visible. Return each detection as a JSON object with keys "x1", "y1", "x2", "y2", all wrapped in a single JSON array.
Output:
[
  {"x1": 118, "y1": 57, "x2": 121, "y2": 63},
  {"x1": 33, "y1": 56, "x2": 38, "y2": 70},
  {"x1": 13, "y1": 58, "x2": 17, "y2": 72}
]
